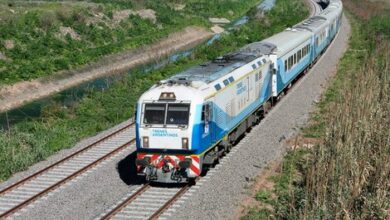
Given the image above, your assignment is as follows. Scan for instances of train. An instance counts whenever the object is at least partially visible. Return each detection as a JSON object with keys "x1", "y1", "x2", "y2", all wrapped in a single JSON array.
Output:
[{"x1": 134, "y1": 0, "x2": 343, "y2": 183}]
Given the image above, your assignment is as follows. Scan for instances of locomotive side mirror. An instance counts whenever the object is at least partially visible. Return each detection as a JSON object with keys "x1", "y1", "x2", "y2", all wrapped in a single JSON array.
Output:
[{"x1": 134, "y1": 104, "x2": 138, "y2": 122}]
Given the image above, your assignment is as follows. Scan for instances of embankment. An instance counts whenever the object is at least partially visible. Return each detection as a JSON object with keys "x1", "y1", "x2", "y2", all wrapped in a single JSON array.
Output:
[{"x1": 0, "y1": 26, "x2": 213, "y2": 113}]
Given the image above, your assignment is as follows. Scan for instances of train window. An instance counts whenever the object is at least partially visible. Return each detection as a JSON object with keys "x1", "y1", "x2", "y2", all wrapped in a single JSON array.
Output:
[
  {"x1": 214, "y1": 84, "x2": 222, "y2": 91},
  {"x1": 287, "y1": 57, "x2": 290, "y2": 70},
  {"x1": 143, "y1": 103, "x2": 166, "y2": 125},
  {"x1": 166, "y1": 104, "x2": 190, "y2": 125},
  {"x1": 285, "y1": 60, "x2": 287, "y2": 72},
  {"x1": 228, "y1": 76, "x2": 235, "y2": 83},
  {"x1": 252, "y1": 64, "x2": 257, "y2": 70},
  {"x1": 262, "y1": 58, "x2": 267, "y2": 63},
  {"x1": 201, "y1": 105, "x2": 206, "y2": 121},
  {"x1": 294, "y1": 54, "x2": 297, "y2": 65},
  {"x1": 223, "y1": 79, "x2": 230, "y2": 86},
  {"x1": 201, "y1": 104, "x2": 211, "y2": 122},
  {"x1": 257, "y1": 61, "x2": 262, "y2": 66},
  {"x1": 298, "y1": 50, "x2": 301, "y2": 61}
]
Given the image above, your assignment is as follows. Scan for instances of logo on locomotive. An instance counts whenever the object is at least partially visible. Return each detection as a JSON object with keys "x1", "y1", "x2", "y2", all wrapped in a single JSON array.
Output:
[
  {"x1": 236, "y1": 82, "x2": 247, "y2": 95},
  {"x1": 151, "y1": 129, "x2": 178, "y2": 137}
]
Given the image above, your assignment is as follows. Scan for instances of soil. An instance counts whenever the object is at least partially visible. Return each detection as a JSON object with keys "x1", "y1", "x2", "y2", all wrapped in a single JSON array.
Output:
[
  {"x1": 211, "y1": 25, "x2": 225, "y2": 34},
  {"x1": 57, "y1": 26, "x2": 81, "y2": 41},
  {"x1": 0, "y1": 52, "x2": 7, "y2": 61},
  {"x1": 234, "y1": 160, "x2": 280, "y2": 219},
  {"x1": 0, "y1": 26, "x2": 213, "y2": 112},
  {"x1": 3, "y1": 39, "x2": 14, "y2": 50},
  {"x1": 113, "y1": 9, "x2": 156, "y2": 23},
  {"x1": 285, "y1": 135, "x2": 323, "y2": 150}
]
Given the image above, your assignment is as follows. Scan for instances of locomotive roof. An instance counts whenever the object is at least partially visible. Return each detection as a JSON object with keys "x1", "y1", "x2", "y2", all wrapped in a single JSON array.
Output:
[
  {"x1": 167, "y1": 52, "x2": 260, "y2": 84},
  {"x1": 238, "y1": 41, "x2": 277, "y2": 55}
]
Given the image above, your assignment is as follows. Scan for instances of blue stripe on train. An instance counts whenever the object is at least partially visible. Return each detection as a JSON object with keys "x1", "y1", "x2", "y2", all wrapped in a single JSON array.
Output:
[
  {"x1": 191, "y1": 72, "x2": 272, "y2": 155},
  {"x1": 276, "y1": 54, "x2": 311, "y2": 94}
]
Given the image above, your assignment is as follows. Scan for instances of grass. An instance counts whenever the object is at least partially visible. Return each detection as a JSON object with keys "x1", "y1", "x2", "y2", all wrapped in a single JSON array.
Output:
[
  {"x1": 0, "y1": 0, "x2": 261, "y2": 84},
  {"x1": 243, "y1": 1, "x2": 390, "y2": 219},
  {"x1": 0, "y1": 0, "x2": 308, "y2": 182}
]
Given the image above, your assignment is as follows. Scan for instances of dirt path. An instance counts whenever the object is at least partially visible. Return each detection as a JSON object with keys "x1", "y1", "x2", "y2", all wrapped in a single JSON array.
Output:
[{"x1": 0, "y1": 26, "x2": 213, "y2": 113}]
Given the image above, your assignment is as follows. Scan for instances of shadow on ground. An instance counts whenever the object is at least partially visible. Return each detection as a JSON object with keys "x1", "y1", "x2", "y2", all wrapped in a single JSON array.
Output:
[{"x1": 117, "y1": 151, "x2": 144, "y2": 185}]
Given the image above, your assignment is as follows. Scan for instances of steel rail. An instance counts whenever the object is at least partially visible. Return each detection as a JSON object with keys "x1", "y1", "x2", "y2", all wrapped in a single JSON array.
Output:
[
  {"x1": 100, "y1": 184, "x2": 151, "y2": 220},
  {"x1": 101, "y1": 178, "x2": 197, "y2": 220},
  {"x1": 149, "y1": 184, "x2": 192, "y2": 220},
  {"x1": 0, "y1": 122, "x2": 135, "y2": 219}
]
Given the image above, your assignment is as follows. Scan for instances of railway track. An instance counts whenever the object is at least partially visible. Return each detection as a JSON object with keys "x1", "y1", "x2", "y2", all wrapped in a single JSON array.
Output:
[
  {"x1": 99, "y1": 182, "x2": 193, "y2": 220},
  {"x1": 0, "y1": 1, "x2": 327, "y2": 219},
  {"x1": 0, "y1": 121, "x2": 136, "y2": 219}
]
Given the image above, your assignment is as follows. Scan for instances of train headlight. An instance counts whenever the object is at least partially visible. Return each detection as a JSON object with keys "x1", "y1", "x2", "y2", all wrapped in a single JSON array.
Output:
[
  {"x1": 143, "y1": 136, "x2": 149, "y2": 148},
  {"x1": 159, "y1": 92, "x2": 176, "y2": 101},
  {"x1": 182, "y1": 138, "x2": 189, "y2": 150}
]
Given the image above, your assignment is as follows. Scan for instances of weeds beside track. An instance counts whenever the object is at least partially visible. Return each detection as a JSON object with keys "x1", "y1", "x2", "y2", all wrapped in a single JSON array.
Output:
[{"x1": 243, "y1": 1, "x2": 390, "y2": 219}]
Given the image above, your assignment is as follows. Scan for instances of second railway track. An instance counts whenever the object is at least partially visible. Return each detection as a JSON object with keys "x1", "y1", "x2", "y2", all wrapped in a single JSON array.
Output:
[{"x1": 0, "y1": 122, "x2": 136, "y2": 219}]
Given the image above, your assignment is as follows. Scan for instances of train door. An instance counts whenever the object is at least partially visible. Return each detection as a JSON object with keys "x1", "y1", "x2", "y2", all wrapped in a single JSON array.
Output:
[
  {"x1": 210, "y1": 102, "x2": 219, "y2": 144},
  {"x1": 255, "y1": 71, "x2": 260, "y2": 99}
]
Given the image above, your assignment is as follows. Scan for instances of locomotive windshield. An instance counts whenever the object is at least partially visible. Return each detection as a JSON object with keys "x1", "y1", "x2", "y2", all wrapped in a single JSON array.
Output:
[
  {"x1": 166, "y1": 104, "x2": 190, "y2": 125},
  {"x1": 143, "y1": 104, "x2": 166, "y2": 124},
  {"x1": 143, "y1": 103, "x2": 190, "y2": 126}
]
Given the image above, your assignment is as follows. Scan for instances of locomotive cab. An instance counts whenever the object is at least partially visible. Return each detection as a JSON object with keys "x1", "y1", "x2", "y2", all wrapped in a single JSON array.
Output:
[{"x1": 135, "y1": 84, "x2": 203, "y2": 183}]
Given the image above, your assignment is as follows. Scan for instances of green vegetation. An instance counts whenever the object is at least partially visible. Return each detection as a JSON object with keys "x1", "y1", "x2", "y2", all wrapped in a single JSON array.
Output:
[
  {"x1": 0, "y1": 0, "x2": 308, "y2": 182},
  {"x1": 0, "y1": 0, "x2": 261, "y2": 84},
  {"x1": 244, "y1": 1, "x2": 390, "y2": 219}
]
